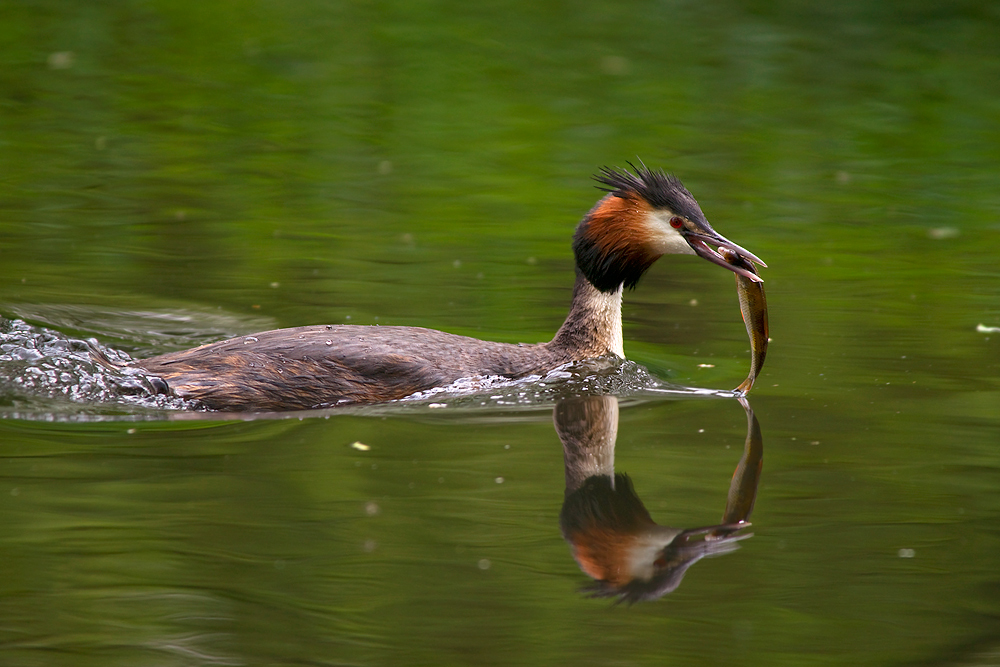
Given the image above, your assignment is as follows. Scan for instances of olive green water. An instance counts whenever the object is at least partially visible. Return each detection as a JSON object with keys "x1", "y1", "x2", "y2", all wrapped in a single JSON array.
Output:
[{"x1": 2, "y1": 1, "x2": 1000, "y2": 665}]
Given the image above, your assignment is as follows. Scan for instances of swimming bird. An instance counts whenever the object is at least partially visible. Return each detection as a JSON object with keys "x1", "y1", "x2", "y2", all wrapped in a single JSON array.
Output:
[{"x1": 126, "y1": 165, "x2": 765, "y2": 411}]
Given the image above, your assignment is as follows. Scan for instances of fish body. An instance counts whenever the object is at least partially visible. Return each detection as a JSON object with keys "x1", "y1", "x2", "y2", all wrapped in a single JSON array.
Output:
[{"x1": 719, "y1": 248, "x2": 769, "y2": 394}]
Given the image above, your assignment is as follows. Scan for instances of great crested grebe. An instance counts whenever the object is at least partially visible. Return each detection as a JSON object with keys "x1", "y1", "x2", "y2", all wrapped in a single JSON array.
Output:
[{"x1": 126, "y1": 165, "x2": 765, "y2": 411}]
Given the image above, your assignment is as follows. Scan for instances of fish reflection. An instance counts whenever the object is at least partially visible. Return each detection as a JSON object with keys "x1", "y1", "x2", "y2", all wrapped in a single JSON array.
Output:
[{"x1": 555, "y1": 396, "x2": 763, "y2": 604}]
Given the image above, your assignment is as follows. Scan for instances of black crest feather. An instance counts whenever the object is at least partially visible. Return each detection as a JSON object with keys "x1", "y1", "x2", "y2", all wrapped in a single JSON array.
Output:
[{"x1": 594, "y1": 162, "x2": 707, "y2": 224}]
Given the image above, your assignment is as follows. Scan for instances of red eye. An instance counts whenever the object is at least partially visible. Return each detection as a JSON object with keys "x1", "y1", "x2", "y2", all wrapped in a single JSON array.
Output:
[{"x1": 669, "y1": 216, "x2": 684, "y2": 229}]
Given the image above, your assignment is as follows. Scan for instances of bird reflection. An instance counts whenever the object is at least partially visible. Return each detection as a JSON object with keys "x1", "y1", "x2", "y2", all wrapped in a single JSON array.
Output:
[{"x1": 555, "y1": 396, "x2": 763, "y2": 604}]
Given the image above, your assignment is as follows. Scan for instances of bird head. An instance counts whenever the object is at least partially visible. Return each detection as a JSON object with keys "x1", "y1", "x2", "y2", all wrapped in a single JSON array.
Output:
[{"x1": 572, "y1": 164, "x2": 766, "y2": 293}]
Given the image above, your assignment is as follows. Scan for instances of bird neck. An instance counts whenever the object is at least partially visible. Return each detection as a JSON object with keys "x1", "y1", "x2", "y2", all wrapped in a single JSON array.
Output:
[{"x1": 549, "y1": 270, "x2": 624, "y2": 359}]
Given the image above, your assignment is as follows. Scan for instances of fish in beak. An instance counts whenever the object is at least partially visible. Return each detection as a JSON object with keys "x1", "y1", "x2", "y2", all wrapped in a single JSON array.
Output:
[{"x1": 683, "y1": 225, "x2": 766, "y2": 283}]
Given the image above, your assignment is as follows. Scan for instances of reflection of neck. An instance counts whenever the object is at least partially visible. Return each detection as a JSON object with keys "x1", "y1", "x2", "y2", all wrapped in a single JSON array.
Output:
[
  {"x1": 554, "y1": 396, "x2": 619, "y2": 493},
  {"x1": 549, "y1": 272, "x2": 624, "y2": 359}
]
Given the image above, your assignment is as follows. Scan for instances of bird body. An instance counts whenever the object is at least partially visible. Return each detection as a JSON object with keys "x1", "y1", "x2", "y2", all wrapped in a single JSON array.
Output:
[
  {"x1": 129, "y1": 165, "x2": 764, "y2": 411},
  {"x1": 133, "y1": 272, "x2": 622, "y2": 411}
]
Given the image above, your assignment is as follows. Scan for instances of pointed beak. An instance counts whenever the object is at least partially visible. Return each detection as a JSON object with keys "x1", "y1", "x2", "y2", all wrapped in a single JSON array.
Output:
[
  {"x1": 683, "y1": 229, "x2": 766, "y2": 283},
  {"x1": 674, "y1": 522, "x2": 751, "y2": 544}
]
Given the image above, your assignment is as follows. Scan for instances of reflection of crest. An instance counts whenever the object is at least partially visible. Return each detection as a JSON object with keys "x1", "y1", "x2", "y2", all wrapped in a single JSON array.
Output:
[{"x1": 555, "y1": 396, "x2": 763, "y2": 604}]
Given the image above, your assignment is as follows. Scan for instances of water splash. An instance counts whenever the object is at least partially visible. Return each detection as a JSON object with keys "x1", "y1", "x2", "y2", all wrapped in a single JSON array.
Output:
[
  {"x1": 0, "y1": 317, "x2": 193, "y2": 419},
  {"x1": 390, "y1": 355, "x2": 728, "y2": 416}
]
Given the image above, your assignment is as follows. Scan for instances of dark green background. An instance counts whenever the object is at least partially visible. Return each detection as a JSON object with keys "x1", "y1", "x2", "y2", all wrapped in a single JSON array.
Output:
[{"x1": 2, "y1": 1, "x2": 999, "y2": 665}]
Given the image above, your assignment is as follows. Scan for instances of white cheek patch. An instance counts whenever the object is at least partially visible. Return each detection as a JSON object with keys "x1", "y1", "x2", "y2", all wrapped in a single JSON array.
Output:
[{"x1": 646, "y1": 211, "x2": 695, "y2": 256}]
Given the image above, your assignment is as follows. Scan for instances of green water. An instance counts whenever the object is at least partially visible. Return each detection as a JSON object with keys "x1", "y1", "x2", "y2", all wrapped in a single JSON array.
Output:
[{"x1": 2, "y1": 1, "x2": 1000, "y2": 665}]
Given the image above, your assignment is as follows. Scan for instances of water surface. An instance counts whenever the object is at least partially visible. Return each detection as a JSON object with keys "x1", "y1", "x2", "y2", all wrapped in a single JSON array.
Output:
[{"x1": 2, "y1": 1, "x2": 1000, "y2": 665}]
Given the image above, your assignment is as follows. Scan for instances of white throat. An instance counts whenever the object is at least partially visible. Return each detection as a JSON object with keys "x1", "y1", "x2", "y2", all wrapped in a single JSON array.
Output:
[{"x1": 578, "y1": 280, "x2": 624, "y2": 357}]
